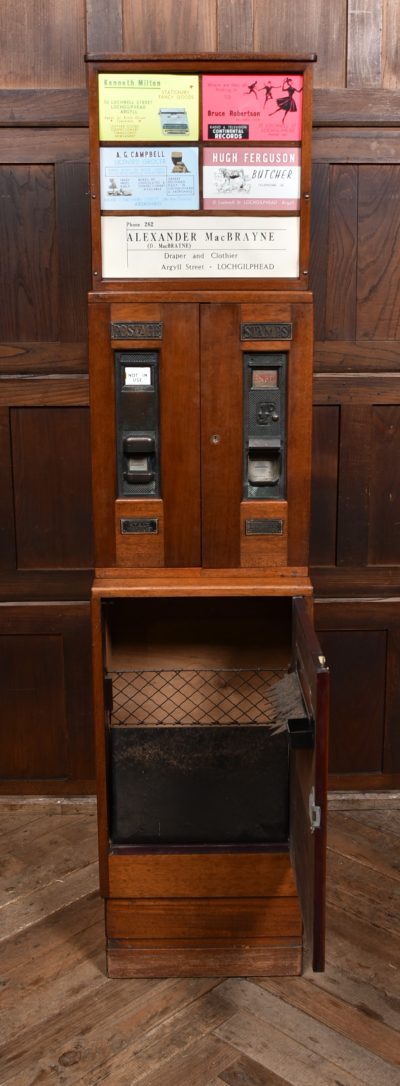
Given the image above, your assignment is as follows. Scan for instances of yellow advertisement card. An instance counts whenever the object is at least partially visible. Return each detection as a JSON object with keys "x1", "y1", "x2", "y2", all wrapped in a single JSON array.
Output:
[{"x1": 99, "y1": 74, "x2": 199, "y2": 142}]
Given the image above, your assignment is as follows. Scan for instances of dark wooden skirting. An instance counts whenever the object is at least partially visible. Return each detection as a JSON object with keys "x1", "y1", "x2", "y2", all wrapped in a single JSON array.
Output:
[{"x1": 107, "y1": 945, "x2": 302, "y2": 979}]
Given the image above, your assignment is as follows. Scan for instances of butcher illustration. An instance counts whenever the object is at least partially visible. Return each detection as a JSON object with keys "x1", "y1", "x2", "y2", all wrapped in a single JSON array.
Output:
[{"x1": 216, "y1": 167, "x2": 250, "y2": 193}]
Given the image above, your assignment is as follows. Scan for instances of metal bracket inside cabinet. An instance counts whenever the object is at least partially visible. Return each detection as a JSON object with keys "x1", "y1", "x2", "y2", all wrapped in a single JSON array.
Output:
[
  {"x1": 309, "y1": 787, "x2": 321, "y2": 833},
  {"x1": 287, "y1": 715, "x2": 315, "y2": 749},
  {"x1": 104, "y1": 676, "x2": 113, "y2": 714}
]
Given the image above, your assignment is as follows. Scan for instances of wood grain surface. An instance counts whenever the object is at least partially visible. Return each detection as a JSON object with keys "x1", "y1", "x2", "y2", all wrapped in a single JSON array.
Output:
[
  {"x1": 0, "y1": 0, "x2": 86, "y2": 88},
  {"x1": 0, "y1": 799, "x2": 399, "y2": 1084},
  {"x1": 108, "y1": 851, "x2": 296, "y2": 900},
  {"x1": 2, "y1": 0, "x2": 400, "y2": 793},
  {"x1": 0, "y1": 603, "x2": 94, "y2": 795},
  {"x1": 123, "y1": 0, "x2": 217, "y2": 54}
]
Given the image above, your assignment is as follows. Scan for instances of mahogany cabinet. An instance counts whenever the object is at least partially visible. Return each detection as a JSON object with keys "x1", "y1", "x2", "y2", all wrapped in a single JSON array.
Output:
[
  {"x1": 86, "y1": 52, "x2": 329, "y2": 977},
  {"x1": 89, "y1": 293, "x2": 313, "y2": 571}
]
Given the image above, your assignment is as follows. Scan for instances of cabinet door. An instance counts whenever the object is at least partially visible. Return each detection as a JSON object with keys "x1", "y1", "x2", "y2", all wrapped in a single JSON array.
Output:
[
  {"x1": 90, "y1": 300, "x2": 202, "y2": 568},
  {"x1": 291, "y1": 597, "x2": 329, "y2": 971},
  {"x1": 200, "y1": 301, "x2": 313, "y2": 569}
]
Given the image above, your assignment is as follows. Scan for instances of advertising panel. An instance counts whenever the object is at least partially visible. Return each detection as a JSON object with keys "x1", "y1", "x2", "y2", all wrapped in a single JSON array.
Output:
[
  {"x1": 98, "y1": 74, "x2": 199, "y2": 141},
  {"x1": 100, "y1": 146, "x2": 199, "y2": 210},
  {"x1": 101, "y1": 215, "x2": 300, "y2": 279},
  {"x1": 203, "y1": 147, "x2": 301, "y2": 210},
  {"x1": 202, "y1": 74, "x2": 303, "y2": 141}
]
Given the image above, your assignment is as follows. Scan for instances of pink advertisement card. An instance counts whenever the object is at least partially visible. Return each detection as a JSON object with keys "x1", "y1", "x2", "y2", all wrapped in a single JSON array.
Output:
[
  {"x1": 203, "y1": 147, "x2": 301, "y2": 210},
  {"x1": 202, "y1": 74, "x2": 303, "y2": 142}
]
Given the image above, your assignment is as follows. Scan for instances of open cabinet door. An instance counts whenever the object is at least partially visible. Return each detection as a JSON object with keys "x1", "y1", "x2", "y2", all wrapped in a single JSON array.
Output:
[{"x1": 291, "y1": 597, "x2": 329, "y2": 971}]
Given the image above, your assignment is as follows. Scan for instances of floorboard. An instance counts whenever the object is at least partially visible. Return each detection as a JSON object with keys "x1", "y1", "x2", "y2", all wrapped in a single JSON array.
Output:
[{"x1": 0, "y1": 796, "x2": 399, "y2": 1086}]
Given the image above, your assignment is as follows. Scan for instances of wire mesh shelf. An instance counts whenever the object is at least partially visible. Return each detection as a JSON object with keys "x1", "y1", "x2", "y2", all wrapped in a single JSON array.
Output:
[{"x1": 108, "y1": 668, "x2": 302, "y2": 727}]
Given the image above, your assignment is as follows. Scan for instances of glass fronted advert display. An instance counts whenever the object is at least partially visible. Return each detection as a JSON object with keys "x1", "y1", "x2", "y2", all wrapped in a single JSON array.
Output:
[{"x1": 93, "y1": 67, "x2": 308, "y2": 282}]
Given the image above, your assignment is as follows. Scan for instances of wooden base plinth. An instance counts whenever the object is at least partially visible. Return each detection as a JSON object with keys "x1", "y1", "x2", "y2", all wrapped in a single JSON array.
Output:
[
  {"x1": 107, "y1": 943, "x2": 302, "y2": 978},
  {"x1": 103, "y1": 854, "x2": 303, "y2": 977}
]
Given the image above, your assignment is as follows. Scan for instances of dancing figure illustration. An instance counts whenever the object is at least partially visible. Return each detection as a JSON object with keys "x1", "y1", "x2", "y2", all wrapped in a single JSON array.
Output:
[
  {"x1": 261, "y1": 82, "x2": 278, "y2": 106},
  {"x1": 245, "y1": 80, "x2": 258, "y2": 98},
  {"x1": 270, "y1": 78, "x2": 303, "y2": 121}
]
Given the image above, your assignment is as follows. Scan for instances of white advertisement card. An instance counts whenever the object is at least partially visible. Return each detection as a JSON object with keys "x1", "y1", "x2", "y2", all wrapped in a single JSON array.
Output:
[{"x1": 101, "y1": 216, "x2": 300, "y2": 279}]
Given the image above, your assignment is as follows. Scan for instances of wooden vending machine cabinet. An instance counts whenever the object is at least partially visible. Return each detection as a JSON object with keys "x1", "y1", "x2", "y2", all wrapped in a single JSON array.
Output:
[{"x1": 86, "y1": 52, "x2": 329, "y2": 977}]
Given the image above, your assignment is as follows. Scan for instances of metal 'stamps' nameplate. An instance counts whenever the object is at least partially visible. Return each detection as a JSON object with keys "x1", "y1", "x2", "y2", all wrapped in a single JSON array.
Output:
[
  {"x1": 120, "y1": 518, "x2": 159, "y2": 534},
  {"x1": 241, "y1": 322, "x2": 293, "y2": 340},
  {"x1": 101, "y1": 216, "x2": 300, "y2": 279},
  {"x1": 98, "y1": 74, "x2": 199, "y2": 141},
  {"x1": 245, "y1": 519, "x2": 284, "y2": 536}
]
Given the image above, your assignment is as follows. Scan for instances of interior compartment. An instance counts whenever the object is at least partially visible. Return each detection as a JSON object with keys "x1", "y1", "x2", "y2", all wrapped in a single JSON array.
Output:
[{"x1": 103, "y1": 597, "x2": 308, "y2": 846}]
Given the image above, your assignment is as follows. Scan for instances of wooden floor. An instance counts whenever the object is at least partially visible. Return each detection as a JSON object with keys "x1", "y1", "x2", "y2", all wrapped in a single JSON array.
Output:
[{"x1": 1, "y1": 795, "x2": 399, "y2": 1085}]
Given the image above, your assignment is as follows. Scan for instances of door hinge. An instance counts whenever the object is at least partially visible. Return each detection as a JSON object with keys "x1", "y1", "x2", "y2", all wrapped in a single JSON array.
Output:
[{"x1": 309, "y1": 787, "x2": 321, "y2": 833}]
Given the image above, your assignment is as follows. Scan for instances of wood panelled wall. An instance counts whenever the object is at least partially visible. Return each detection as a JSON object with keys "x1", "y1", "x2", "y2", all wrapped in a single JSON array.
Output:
[{"x1": 1, "y1": 0, "x2": 399, "y2": 792}]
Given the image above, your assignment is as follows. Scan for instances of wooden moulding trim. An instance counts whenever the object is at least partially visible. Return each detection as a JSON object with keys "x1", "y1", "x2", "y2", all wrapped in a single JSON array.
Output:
[
  {"x1": 312, "y1": 130, "x2": 400, "y2": 165},
  {"x1": 0, "y1": 376, "x2": 89, "y2": 407},
  {"x1": 106, "y1": 945, "x2": 302, "y2": 978},
  {"x1": 91, "y1": 567, "x2": 313, "y2": 597},
  {"x1": 88, "y1": 291, "x2": 314, "y2": 306},
  {"x1": 0, "y1": 89, "x2": 88, "y2": 126},
  {"x1": 312, "y1": 569, "x2": 400, "y2": 596},
  {"x1": 108, "y1": 851, "x2": 297, "y2": 899},
  {"x1": 0, "y1": 571, "x2": 93, "y2": 603},
  {"x1": 313, "y1": 88, "x2": 400, "y2": 127},
  {"x1": 6, "y1": 87, "x2": 400, "y2": 129},
  {"x1": 314, "y1": 592, "x2": 400, "y2": 615},
  {"x1": 94, "y1": 278, "x2": 309, "y2": 294},
  {"x1": 314, "y1": 341, "x2": 400, "y2": 373},
  {"x1": 0, "y1": 129, "x2": 89, "y2": 164},
  {"x1": 313, "y1": 372, "x2": 400, "y2": 405},
  {"x1": 0, "y1": 342, "x2": 87, "y2": 375},
  {"x1": 86, "y1": 52, "x2": 317, "y2": 63}
]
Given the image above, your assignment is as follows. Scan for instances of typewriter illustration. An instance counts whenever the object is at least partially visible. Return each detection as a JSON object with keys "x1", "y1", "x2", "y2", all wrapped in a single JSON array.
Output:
[{"x1": 159, "y1": 108, "x2": 189, "y2": 135}]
